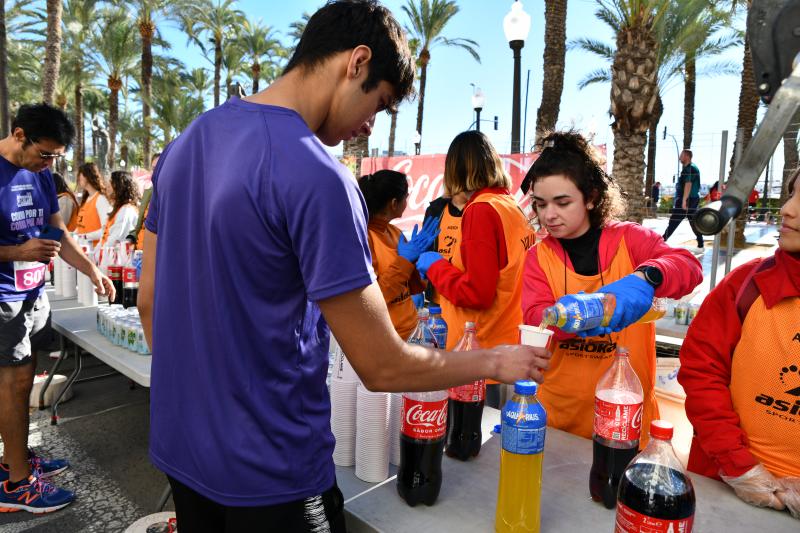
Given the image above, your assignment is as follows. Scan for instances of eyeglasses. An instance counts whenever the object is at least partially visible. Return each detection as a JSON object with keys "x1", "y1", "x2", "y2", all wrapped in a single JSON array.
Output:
[{"x1": 27, "y1": 138, "x2": 66, "y2": 160}]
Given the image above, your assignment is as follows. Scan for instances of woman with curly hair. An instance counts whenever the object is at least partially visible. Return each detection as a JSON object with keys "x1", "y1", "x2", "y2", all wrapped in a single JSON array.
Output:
[
  {"x1": 76, "y1": 162, "x2": 111, "y2": 245},
  {"x1": 521, "y1": 131, "x2": 702, "y2": 442},
  {"x1": 99, "y1": 170, "x2": 140, "y2": 247}
]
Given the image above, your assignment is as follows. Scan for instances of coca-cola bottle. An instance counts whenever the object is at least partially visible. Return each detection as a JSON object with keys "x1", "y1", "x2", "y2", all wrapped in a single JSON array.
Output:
[
  {"x1": 397, "y1": 309, "x2": 447, "y2": 506},
  {"x1": 101, "y1": 245, "x2": 123, "y2": 305},
  {"x1": 590, "y1": 347, "x2": 644, "y2": 509},
  {"x1": 445, "y1": 322, "x2": 485, "y2": 461},
  {"x1": 122, "y1": 248, "x2": 140, "y2": 308},
  {"x1": 615, "y1": 420, "x2": 695, "y2": 533}
]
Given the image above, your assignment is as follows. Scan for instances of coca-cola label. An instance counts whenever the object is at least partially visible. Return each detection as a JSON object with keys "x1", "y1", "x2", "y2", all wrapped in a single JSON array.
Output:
[
  {"x1": 448, "y1": 380, "x2": 485, "y2": 402},
  {"x1": 594, "y1": 396, "x2": 643, "y2": 441},
  {"x1": 401, "y1": 397, "x2": 447, "y2": 440},
  {"x1": 615, "y1": 502, "x2": 694, "y2": 533},
  {"x1": 123, "y1": 267, "x2": 137, "y2": 283},
  {"x1": 107, "y1": 265, "x2": 122, "y2": 281}
]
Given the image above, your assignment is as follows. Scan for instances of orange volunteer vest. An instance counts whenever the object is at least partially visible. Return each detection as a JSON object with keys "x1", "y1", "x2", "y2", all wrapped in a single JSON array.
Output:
[
  {"x1": 428, "y1": 206, "x2": 462, "y2": 305},
  {"x1": 535, "y1": 235, "x2": 659, "y2": 443},
  {"x1": 730, "y1": 295, "x2": 800, "y2": 477},
  {"x1": 136, "y1": 204, "x2": 149, "y2": 251},
  {"x1": 439, "y1": 193, "x2": 535, "y2": 352},
  {"x1": 58, "y1": 192, "x2": 79, "y2": 232},
  {"x1": 99, "y1": 209, "x2": 119, "y2": 247},
  {"x1": 368, "y1": 223, "x2": 419, "y2": 340},
  {"x1": 77, "y1": 192, "x2": 103, "y2": 245}
]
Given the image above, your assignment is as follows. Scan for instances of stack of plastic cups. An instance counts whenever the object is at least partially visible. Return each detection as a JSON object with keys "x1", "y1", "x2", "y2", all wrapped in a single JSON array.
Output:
[
  {"x1": 53, "y1": 256, "x2": 63, "y2": 297},
  {"x1": 61, "y1": 258, "x2": 77, "y2": 299},
  {"x1": 354, "y1": 384, "x2": 390, "y2": 483},
  {"x1": 330, "y1": 344, "x2": 359, "y2": 467},
  {"x1": 388, "y1": 392, "x2": 402, "y2": 466},
  {"x1": 77, "y1": 243, "x2": 98, "y2": 306}
]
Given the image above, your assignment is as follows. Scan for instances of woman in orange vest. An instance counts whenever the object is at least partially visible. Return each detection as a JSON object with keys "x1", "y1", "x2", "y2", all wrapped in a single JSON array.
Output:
[
  {"x1": 99, "y1": 170, "x2": 140, "y2": 248},
  {"x1": 358, "y1": 169, "x2": 437, "y2": 340},
  {"x1": 415, "y1": 131, "x2": 535, "y2": 408},
  {"x1": 678, "y1": 168, "x2": 800, "y2": 518},
  {"x1": 75, "y1": 162, "x2": 110, "y2": 246},
  {"x1": 521, "y1": 131, "x2": 702, "y2": 441},
  {"x1": 53, "y1": 172, "x2": 79, "y2": 232}
]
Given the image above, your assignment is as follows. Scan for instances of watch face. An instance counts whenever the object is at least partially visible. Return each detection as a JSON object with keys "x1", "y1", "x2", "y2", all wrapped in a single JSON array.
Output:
[{"x1": 645, "y1": 267, "x2": 663, "y2": 286}]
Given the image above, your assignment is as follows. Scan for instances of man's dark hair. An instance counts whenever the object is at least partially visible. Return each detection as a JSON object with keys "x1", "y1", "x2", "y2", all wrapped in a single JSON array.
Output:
[
  {"x1": 682, "y1": 149, "x2": 693, "y2": 159},
  {"x1": 284, "y1": 0, "x2": 415, "y2": 109},
  {"x1": 11, "y1": 103, "x2": 76, "y2": 148}
]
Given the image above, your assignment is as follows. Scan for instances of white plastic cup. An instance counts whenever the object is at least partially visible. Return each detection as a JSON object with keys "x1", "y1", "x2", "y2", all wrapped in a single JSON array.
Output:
[{"x1": 518, "y1": 324, "x2": 554, "y2": 348}]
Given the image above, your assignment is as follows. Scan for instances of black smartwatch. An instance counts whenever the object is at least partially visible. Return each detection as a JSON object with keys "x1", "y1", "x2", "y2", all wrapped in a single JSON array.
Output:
[{"x1": 635, "y1": 266, "x2": 663, "y2": 288}]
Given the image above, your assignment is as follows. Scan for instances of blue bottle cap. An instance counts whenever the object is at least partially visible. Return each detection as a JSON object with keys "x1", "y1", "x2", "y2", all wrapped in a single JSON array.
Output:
[
  {"x1": 429, "y1": 306, "x2": 442, "y2": 315},
  {"x1": 493, "y1": 424, "x2": 501, "y2": 434},
  {"x1": 514, "y1": 380, "x2": 538, "y2": 395}
]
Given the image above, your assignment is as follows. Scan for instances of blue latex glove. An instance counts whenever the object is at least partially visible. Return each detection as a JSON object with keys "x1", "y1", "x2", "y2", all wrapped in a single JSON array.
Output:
[
  {"x1": 578, "y1": 274, "x2": 655, "y2": 337},
  {"x1": 416, "y1": 251, "x2": 444, "y2": 280},
  {"x1": 397, "y1": 216, "x2": 440, "y2": 263},
  {"x1": 411, "y1": 293, "x2": 425, "y2": 309}
]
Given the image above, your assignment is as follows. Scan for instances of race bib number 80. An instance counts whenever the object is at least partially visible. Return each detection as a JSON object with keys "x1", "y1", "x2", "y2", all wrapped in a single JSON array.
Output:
[{"x1": 13, "y1": 261, "x2": 47, "y2": 292}]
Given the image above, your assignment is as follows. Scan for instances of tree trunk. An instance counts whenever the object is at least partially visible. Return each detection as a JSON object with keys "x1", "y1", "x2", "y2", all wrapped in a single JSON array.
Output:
[
  {"x1": 645, "y1": 96, "x2": 663, "y2": 211},
  {"x1": 42, "y1": 0, "x2": 63, "y2": 105},
  {"x1": 214, "y1": 41, "x2": 222, "y2": 107},
  {"x1": 780, "y1": 109, "x2": 800, "y2": 206},
  {"x1": 612, "y1": 131, "x2": 649, "y2": 221},
  {"x1": 108, "y1": 80, "x2": 121, "y2": 170},
  {"x1": 534, "y1": 0, "x2": 567, "y2": 150},
  {"x1": 731, "y1": 26, "x2": 760, "y2": 248},
  {"x1": 91, "y1": 114, "x2": 97, "y2": 160},
  {"x1": 343, "y1": 134, "x2": 369, "y2": 174},
  {"x1": 73, "y1": 80, "x2": 83, "y2": 169},
  {"x1": 415, "y1": 50, "x2": 430, "y2": 152},
  {"x1": 682, "y1": 53, "x2": 696, "y2": 150},
  {"x1": 120, "y1": 143, "x2": 128, "y2": 166},
  {"x1": 388, "y1": 111, "x2": 397, "y2": 157},
  {"x1": 252, "y1": 62, "x2": 260, "y2": 94},
  {"x1": 0, "y1": 0, "x2": 9, "y2": 137},
  {"x1": 140, "y1": 19, "x2": 154, "y2": 170}
]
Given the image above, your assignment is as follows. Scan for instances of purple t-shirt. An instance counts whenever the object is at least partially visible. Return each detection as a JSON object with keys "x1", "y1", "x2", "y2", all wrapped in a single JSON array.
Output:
[
  {"x1": 0, "y1": 156, "x2": 58, "y2": 302},
  {"x1": 145, "y1": 99, "x2": 375, "y2": 506}
]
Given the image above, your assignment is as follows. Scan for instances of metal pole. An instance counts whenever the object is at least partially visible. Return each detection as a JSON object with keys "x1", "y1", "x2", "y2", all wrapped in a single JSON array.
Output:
[
  {"x1": 522, "y1": 68, "x2": 531, "y2": 152},
  {"x1": 710, "y1": 130, "x2": 728, "y2": 289},
  {"x1": 475, "y1": 108, "x2": 482, "y2": 132},
  {"x1": 510, "y1": 40, "x2": 524, "y2": 153},
  {"x1": 725, "y1": 128, "x2": 745, "y2": 275}
]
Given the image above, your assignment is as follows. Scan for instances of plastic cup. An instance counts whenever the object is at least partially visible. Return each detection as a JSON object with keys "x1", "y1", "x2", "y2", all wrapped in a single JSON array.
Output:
[{"x1": 518, "y1": 324, "x2": 554, "y2": 348}]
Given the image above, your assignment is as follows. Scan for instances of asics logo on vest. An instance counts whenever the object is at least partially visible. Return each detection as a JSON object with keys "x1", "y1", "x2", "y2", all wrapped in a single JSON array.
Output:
[
  {"x1": 793, "y1": 333, "x2": 800, "y2": 343},
  {"x1": 754, "y1": 363, "x2": 800, "y2": 420},
  {"x1": 520, "y1": 234, "x2": 535, "y2": 251},
  {"x1": 558, "y1": 340, "x2": 617, "y2": 354}
]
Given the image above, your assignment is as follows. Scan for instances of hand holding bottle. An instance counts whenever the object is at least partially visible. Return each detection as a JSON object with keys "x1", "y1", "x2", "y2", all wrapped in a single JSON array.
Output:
[{"x1": 580, "y1": 274, "x2": 654, "y2": 336}]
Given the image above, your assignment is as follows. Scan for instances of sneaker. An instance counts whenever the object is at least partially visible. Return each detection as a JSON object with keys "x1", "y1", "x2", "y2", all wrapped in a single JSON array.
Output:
[
  {"x1": 0, "y1": 475, "x2": 74, "y2": 514},
  {"x1": 0, "y1": 450, "x2": 70, "y2": 481}
]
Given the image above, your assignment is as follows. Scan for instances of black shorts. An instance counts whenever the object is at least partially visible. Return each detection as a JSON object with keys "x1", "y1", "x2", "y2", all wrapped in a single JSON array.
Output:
[
  {"x1": 0, "y1": 292, "x2": 50, "y2": 366},
  {"x1": 168, "y1": 476, "x2": 347, "y2": 533}
]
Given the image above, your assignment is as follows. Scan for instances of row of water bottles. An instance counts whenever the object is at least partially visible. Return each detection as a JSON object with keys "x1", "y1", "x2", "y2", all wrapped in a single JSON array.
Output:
[{"x1": 96, "y1": 305, "x2": 150, "y2": 355}]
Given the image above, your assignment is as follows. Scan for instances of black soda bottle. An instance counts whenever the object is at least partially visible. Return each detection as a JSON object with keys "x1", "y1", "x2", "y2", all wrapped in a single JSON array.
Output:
[
  {"x1": 615, "y1": 420, "x2": 696, "y2": 532},
  {"x1": 445, "y1": 322, "x2": 485, "y2": 461}
]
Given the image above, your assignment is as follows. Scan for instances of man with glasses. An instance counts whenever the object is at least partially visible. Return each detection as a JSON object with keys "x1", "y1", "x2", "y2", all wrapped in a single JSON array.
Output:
[{"x1": 0, "y1": 103, "x2": 115, "y2": 513}]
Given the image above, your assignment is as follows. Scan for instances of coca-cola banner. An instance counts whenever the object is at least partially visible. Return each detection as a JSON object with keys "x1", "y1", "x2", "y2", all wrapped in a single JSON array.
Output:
[{"x1": 359, "y1": 146, "x2": 607, "y2": 233}]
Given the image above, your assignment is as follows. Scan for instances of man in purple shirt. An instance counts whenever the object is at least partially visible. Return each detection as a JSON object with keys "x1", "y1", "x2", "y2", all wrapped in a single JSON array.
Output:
[
  {"x1": 139, "y1": 1, "x2": 551, "y2": 530},
  {"x1": 0, "y1": 103, "x2": 115, "y2": 513}
]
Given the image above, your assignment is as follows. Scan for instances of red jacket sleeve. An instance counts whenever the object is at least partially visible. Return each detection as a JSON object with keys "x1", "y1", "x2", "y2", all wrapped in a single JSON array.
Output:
[
  {"x1": 521, "y1": 244, "x2": 572, "y2": 341},
  {"x1": 427, "y1": 202, "x2": 507, "y2": 310},
  {"x1": 621, "y1": 223, "x2": 703, "y2": 299},
  {"x1": 677, "y1": 259, "x2": 762, "y2": 478}
]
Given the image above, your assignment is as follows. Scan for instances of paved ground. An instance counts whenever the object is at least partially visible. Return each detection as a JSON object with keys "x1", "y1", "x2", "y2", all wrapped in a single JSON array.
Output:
[{"x1": 0, "y1": 215, "x2": 782, "y2": 532}]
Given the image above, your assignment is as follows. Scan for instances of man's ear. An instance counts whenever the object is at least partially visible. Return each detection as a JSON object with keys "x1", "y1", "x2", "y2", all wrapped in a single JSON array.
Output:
[
  {"x1": 347, "y1": 45, "x2": 373, "y2": 80},
  {"x1": 12, "y1": 127, "x2": 26, "y2": 143}
]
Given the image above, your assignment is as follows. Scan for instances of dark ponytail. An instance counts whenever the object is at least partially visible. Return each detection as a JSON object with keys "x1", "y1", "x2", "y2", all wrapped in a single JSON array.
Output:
[{"x1": 358, "y1": 169, "x2": 409, "y2": 218}]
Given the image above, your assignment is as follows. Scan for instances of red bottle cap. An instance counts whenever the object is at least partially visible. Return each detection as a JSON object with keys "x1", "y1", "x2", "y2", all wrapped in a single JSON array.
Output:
[{"x1": 650, "y1": 419, "x2": 674, "y2": 440}]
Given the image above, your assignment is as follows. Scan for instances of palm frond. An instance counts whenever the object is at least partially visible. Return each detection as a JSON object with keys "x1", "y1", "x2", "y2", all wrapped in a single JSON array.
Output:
[
  {"x1": 569, "y1": 37, "x2": 614, "y2": 61},
  {"x1": 578, "y1": 68, "x2": 612, "y2": 90}
]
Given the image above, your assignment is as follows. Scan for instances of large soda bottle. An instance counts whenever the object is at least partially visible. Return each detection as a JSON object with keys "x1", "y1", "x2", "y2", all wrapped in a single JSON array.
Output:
[
  {"x1": 445, "y1": 322, "x2": 484, "y2": 461},
  {"x1": 615, "y1": 420, "x2": 696, "y2": 533},
  {"x1": 100, "y1": 245, "x2": 123, "y2": 305},
  {"x1": 397, "y1": 310, "x2": 446, "y2": 506},
  {"x1": 495, "y1": 380, "x2": 547, "y2": 533},
  {"x1": 540, "y1": 294, "x2": 666, "y2": 334},
  {"x1": 428, "y1": 306, "x2": 448, "y2": 349},
  {"x1": 590, "y1": 347, "x2": 644, "y2": 509},
  {"x1": 122, "y1": 247, "x2": 140, "y2": 309}
]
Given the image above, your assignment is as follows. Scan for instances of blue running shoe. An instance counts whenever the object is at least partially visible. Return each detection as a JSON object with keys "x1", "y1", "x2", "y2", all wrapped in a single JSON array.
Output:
[
  {"x1": 0, "y1": 475, "x2": 74, "y2": 514},
  {"x1": 0, "y1": 450, "x2": 69, "y2": 481}
]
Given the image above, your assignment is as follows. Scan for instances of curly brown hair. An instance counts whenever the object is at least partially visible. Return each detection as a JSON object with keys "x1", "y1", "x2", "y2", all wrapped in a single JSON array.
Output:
[
  {"x1": 108, "y1": 170, "x2": 140, "y2": 219},
  {"x1": 77, "y1": 162, "x2": 107, "y2": 206},
  {"x1": 523, "y1": 130, "x2": 625, "y2": 228}
]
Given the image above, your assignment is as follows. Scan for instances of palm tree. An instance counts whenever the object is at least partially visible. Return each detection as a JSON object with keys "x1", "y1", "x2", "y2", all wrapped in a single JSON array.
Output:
[
  {"x1": 42, "y1": 0, "x2": 63, "y2": 106},
  {"x1": 2, "y1": 0, "x2": 42, "y2": 134},
  {"x1": 402, "y1": 0, "x2": 479, "y2": 152},
  {"x1": 81, "y1": 87, "x2": 104, "y2": 160},
  {"x1": 179, "y1": 0, "x2": 245, "y2": 107},
  {"x1": 182, "y1": 67, "x2": 212, "y2": 106},
  {"x1": 0, "y1": 1, "x2": 8, "y2": 136},
  {"x1": 288, "y1": 11, "x2": 311, "y2": 53},
  {"x1": 534, "y1": 0, "x2": 568, "y2": 150},
  {"x1": 152, "y1": 68, "x2": 204, "y2": 144},
  {"x1": 92, "y1": 8, "x2": 139, "y2": 170},
  {"x1": 221, "y1": 39, "x2": 246, "y2": 97},
  {"x1": 388, "y1": 36, "x2": 420, "y2": 157},
  {"x1": 238, "y1": 19, "x2": 283, "y2": 94}
]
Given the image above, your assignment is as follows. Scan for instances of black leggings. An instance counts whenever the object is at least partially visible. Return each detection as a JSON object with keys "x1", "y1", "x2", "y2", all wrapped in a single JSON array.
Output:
[
  {"x1": 663, "y1": 196, "x2": 703, "y2": 246},
  {"x1": 168, "y1": 476, "x2": 347, "y2": 533}
]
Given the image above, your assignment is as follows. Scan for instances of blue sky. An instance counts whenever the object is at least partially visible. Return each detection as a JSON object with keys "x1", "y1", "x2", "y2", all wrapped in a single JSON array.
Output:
[{"x1": 158, "y1": 0, "x2": 783, "y2": 194}]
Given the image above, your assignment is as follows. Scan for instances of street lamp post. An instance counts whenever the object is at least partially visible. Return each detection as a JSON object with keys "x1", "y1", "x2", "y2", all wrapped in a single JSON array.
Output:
[
  {"x1": 471, "y1": 87, "x2": 485, "y2": 132},
  {"x1": 504, "y1": 1, "x2": 531, "y2": 154}
]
